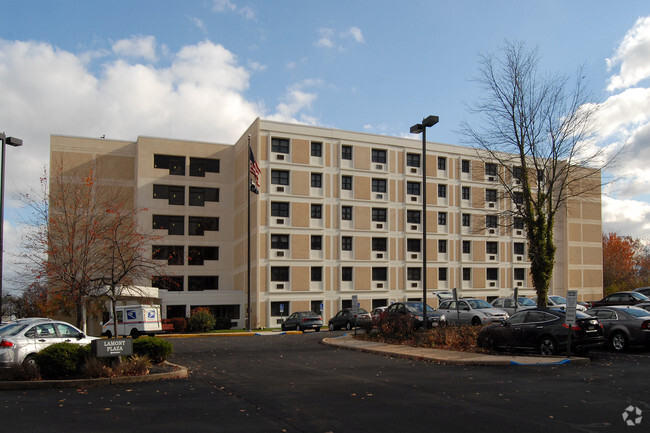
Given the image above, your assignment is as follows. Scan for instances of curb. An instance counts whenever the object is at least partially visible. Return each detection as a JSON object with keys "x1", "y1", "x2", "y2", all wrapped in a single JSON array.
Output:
[
  {"x1": 321, "y1": 334, "x2": 590, "y2": 366},
  {"x1": 0, "y1": 361, "x2": 189, "y2": 390},
  {"x1": 157, "y1": 330, "x2": 303, "y2": 338}
]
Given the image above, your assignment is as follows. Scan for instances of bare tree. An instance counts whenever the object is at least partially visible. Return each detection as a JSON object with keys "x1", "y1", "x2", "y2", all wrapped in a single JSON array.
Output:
[{"x1": 461, "y1": 41, "x2": 609, "y2": 306}]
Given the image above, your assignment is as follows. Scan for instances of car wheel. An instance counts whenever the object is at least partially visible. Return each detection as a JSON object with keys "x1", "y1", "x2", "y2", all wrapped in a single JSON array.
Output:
[
  {"x1": 345, "y1": 321, "x2": 352, "y2": 330},
  {"x1": 478, "y1": 333, "x2": 493, "y2": 350},
  {"x1": 539, "y1": 335, "x2": 557, "y2": 356},
  {"x1": 611, "y1": 332, "x2": 627, "y2": 351},
  {"x1": 328, "y1": 322, "x2": 335, "y2": 331},
  {"x1": 105, "y1": 330, "x2": 112, "y2": 339},
  {"x1": 22, "y1": 354, "x2": 37, "y2": 369},
  {"x1": 471, "y1": 316, "x2": 482, "y2": 326},
  {"x1": 130, "y1": 328, "x2": 140, "y2": 339},
  {"x1": 281, "y1": 324, "x2": 286, "y2": 331},
  {"x1": 315, "y1": 327, "x2": 321, "y2": 332},
  {"x1": 296, "y1": 325, "x2": 303, "y2": 332}
]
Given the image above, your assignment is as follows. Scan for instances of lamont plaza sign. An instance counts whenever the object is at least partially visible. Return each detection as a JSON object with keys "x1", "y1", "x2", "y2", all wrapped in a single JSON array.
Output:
[{"x1": 92, "y1": 338, "x2": 134, "y2": 357}]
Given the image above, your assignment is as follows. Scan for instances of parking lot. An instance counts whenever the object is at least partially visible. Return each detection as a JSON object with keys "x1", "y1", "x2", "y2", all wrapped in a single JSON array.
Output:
[{"x1": 1, "y1": 331, "x2": 649, "y2": 432}]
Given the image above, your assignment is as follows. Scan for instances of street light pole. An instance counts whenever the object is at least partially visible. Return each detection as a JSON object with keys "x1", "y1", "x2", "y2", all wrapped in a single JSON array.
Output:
[
  {"x1": 410, "y1": 116, "x2": 438, "y2": 328},
  {"x1": 0, "y1": 133, "x2": 22, "y2": 323}
]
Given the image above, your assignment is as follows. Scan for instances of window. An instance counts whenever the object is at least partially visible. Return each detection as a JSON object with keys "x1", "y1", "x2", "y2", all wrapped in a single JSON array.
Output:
[
  {"x1": 438, "y1": 239, "x2": 447, "y2": 254},
  {"x1": 514, "y1": 268, "x2": 526, "y2": 281},
  {"x1": 311, "y1": 300, "x2": 323, "y2": 314},
  {"x1": 513, "y1": 166, "x2": 522, "y2": 181},
  {"x1": 341, "y1": 175, "x2": 352, "y2": 190},
  {"x1": 438, "y1": 184, "x2": 447, "y2": 198},
  {"x1": 152, "y1": 215, "x2": 184, "y2": 235},
  {"x1": 486, "y1": 189, "x2": 497, "y2": 202},
  {"x1": 342, "y1": 236, "x2": 353, "y2": 251},
  {"x1": 438, "y1": 157, "x2": 446, "y2": 171},
  {"x1": 342, "y1": 267, "x2": 353, "y2": 281},
  {"x1": 272, "y1": 137, "x2": 289, "y2": 153},
  {"x1": 372, "y1": 267, "x2": 387, "y2": 281},
  {"x1": 189, "y1": 187, "x2": 219, "y2": 206},
  {"x1": 486, "y1": 241, "x2": 498, "y2": 254},
  {"x1": 373, "y1": 237, "x2": 388, "y2": 251},
  {"x1": 311, "y1": 235, "x2": 322, "y2": 251},
  {"x1": 486, "y1": 268, "x2": 498, "y2": 281},
  {"x1": 372, "y1": 149, "x2": 387, "y2": 164},
  {"x1": 311, "y1": 173, "x2": 322, "y2": 188},
  {"x1": 152, "y1": 276, "x2": 183, "y2": 291},
  {"x1": 189, "y1": 157, "x2": 219, "y2": 177},
  {"x1": 188, "y1": 276, "x2": 218, "y2": 291},
  {"x1": 342, "y1": 206, "x2": 352, "y2": 221},
  {"x1": 514, "y1": 243, "x2": 525, "y2": 255},
  {"x1": 342, "y1": 145, "x2": 352, "y2": 160},
  {"x1": 462, "y1": 213, "x2": 470, "y2": 227},
  {"x1": 407, "y1": 210, "x2": 421, "y2": 224},
  {"x1": 406, "y1": 239, "x2": 420, "y2": 252},
  {"x1": 407, "y1": 267, "x2": 421, "y2": 281},
  {"x1": 311, "y1": 204, "x2": 322, "y2": 219},
  {"x1": 311, "y1": 142, "x2": 322, "y2": 157},
  {"x1": 407, "y1": 182, "x2": 420, "y2": 195},
  {"x1": 271, "y1": 170, "x2": 290, "y2": 185},
  {"x1": 438, "y1": 212, "x2": 447, "y2": 225},
  {"x1": 154, "y1": 154, "x2": 185, "y2": 175},
  {"x1": 311, "y1": 267, "x2": 322, "y2": 282},
  {"x1": 372, "y1": 178, "x2": 387, "y2": 193},
  {"x1": 152, "y1": 246, "x2": 184, "y2": 265},
  {"x1": 462, "y1": 186, "x2": 470, "y2": 200},
  {"x1": 189, "y1": 217, "x2": 219, "y2": 235},
  {"x1": 514, "y1": 217, "x2": 524, "y2": 230},
  {"x1": 372, "y1": 208, "x2": 387, "y2": 222},
  {"x1": 188, "y1": 246, "x2": 218, "y2": 265},
  {"x1": 486, "y1": 215, "x2": 498, "y2": 228},
  {"x1": 153, "y1": 184, "x2": 184, "y2": 205},
  {"x1": 271, "y1": 202, "x2": 290, "y2": 217},
  {"x1": 513, "y1": 192, "x2": 524, "y2": 205},
  {"x1": 485, "y1": 163, "x2": 497, "y2": 176},
  {"x1": 271, "y1": 267, "x2": 290, "y2": 282},
  {"x1": 462, "y1": 160, "x2": 470, "y2": 173},
  {"x1": 407, "y1": 153, "x2": 420, "y2": 168},
  {"x1": 439, "y1": 268, "x2": 447, "y2": 281},
  {"x1": 462, "y1": 268, "x2": 471, "y2": 281},
  {"x1": 271, "y1": 234, "x2": 290, "y2": 250},
  {"x1": 462, "y1": 240, "x2": 471, "y2": 254}
]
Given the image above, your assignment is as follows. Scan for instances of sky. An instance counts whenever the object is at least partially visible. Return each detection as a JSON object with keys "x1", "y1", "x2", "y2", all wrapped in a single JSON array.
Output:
[{"x1": 1, "y1": 0, "x2": 650, "y2": 290}]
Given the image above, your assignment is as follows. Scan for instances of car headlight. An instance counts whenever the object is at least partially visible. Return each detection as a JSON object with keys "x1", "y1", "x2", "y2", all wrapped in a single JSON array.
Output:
[
  {"x1": 439, "y1": 315, "x2": 447, "y2": 322},
  {"x1": 483, "y1": 312, "x2": 493, "y2": 317},
  {"x1": 415, "y1": 315, "x2": 423, "y2": 321}
]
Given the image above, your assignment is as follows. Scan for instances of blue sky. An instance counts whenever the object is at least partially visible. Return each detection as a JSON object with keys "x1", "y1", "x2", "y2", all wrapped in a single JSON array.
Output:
[{"x1": 2, "y1": 1, "x2": 650, "y2": 288}]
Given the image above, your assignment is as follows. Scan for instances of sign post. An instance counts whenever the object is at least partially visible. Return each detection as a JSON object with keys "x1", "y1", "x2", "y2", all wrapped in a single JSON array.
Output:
[
  {"x1": 351, "y1": 295, "x2": 359, "y2": 335},
  {"x1": 565, "y1": 290, "x2": 578, "y2": 356}
]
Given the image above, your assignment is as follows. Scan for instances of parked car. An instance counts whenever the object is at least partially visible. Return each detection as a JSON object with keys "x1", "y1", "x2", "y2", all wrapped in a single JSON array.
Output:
[
  {"x1": 0, "y1": 318, "x2": 97, "y2": 367},
  {"x1": 438, "y1": 298, "x2": 508, "y2": 326},
  {"x1": 328, "y1": 308, "x2": 372, "y2": 331},
  {"x1": 531, "y1": 295, "x2": 587, "y2": 311},
  {"x1": 590, "y1": 291, "x2": 650, "y2": 308},
  {"x1": 280, "y1": 311, "x2": 323, "y2": 332},
  {"x1": 585, "y1": 306, "x2": 650, "y2": 351},
  {"x1": 370, "y1": 306, "x2": 387, "y2": 321},
  {"x1": 379, "y1": 302, "x2": 446, "y2": 329},
  {"x1": 491, "y1": 297, "x2": 536, "y2": 316},
  {"x1": 634, "y1": 287, "x2": 650, "y2": 298},
  {"x1": 477, "y1": 308, "x2": 604, "y2": 355},
  {"x1": 635, "y1": 302, "x2": 650, "y2": 313}
]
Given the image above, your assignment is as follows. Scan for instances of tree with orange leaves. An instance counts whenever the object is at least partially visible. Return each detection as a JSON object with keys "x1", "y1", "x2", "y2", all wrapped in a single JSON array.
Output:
[{"x1": 602, "y1": 232, "x2": 645, "y2": 295}]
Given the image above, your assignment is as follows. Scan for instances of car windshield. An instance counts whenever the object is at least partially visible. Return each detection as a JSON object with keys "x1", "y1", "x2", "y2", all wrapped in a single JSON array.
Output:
[
  {"x1": 405, "y1": 303, "x2": 435, "y2": 313},
  {"x1": 625, "y1": 308, "x2": 650, "y2": 318},
  {"x1": 549, "y1": 296, "x2": 567, "y2": 304},
  {"x1": 357, "y1": 308, "x2": 368, "y2": 314},
  {"x1": 467, "y1": 299, "x2": 492, "y2": 309},
  {"x1": 518, "y1": 298, "x2": 536, "y2": 306},
  {"x1": 0, "y1": 323, "x2": 28, "y2": 336},
  {"x1": 632, "y1": 292, "x2": 650, "y2": 301},
  {"x1": 301, "y1": 311, "x2": 319, "y2": 318}
]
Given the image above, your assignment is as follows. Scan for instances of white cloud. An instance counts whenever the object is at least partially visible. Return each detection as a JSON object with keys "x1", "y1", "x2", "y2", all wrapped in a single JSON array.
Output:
[
  {"x1": 316, "y1": 28, "x2": 335, "y2": 48},
  {"x1": 211, "y1": 0, "x2": 255, "y2": 20},
  {"x1": 315, "y1": 26, "x2": 365, "y2": 51},
  {"x1": 267, "y1": 80, "x2": 322, "y2": 124},
  {"x1": 189, "y1": 16, "x2": 207, "y2": 35},
  {"x1": 345, "y1": 27, "x2": 365, "y2": 44},
  {"x1": 112, "y1": 36, "x2": 158, "y2": 62},
  {"x1": 607, "y1": 17, "x2": 650, "y2": 92},
  {"x1": 602, "y1": 196, "x2": 650, "y2": 239}
]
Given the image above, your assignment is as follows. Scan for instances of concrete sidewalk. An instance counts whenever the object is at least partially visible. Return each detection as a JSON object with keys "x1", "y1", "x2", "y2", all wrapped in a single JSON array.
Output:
[{"x1": 321, "y1": 333, "x2": 590, "y2": 366}]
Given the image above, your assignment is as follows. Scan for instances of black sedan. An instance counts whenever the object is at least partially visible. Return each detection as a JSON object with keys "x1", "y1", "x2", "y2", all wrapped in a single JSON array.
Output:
[
  {"x1": 328, "y1": 308, "x2": 372, "y2": 331},
  {"x1": 590, "y1": 291, "x2": 649, "y2": 308},
  {"x1": 477, "y1": 308, "x2": 604, "y2": 355},
  {"x1": 379, "y1": 302, "x2": 446, "y2": 330},
  {"x1": 586, "y1": 306, "x2": 650, "y2": 351},
  {"x1": 280, "y1": 311, "x2": 323, "y2": 332}
]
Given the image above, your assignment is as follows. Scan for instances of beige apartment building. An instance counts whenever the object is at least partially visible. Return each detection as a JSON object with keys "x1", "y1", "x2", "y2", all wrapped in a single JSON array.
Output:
[{"x1": 50, "y1": 118, "x2": 603, "y2": 328}]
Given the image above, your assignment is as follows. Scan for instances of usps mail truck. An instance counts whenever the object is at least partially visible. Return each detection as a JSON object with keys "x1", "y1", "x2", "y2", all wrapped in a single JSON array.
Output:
[{"x1": 101, "y1": 304, "x2": 162, "y2": 338}]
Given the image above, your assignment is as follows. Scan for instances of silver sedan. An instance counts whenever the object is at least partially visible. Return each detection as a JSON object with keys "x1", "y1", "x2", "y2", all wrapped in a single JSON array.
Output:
[{"x1": 438, "y1": 299, "x2": 508, "y2": 325}]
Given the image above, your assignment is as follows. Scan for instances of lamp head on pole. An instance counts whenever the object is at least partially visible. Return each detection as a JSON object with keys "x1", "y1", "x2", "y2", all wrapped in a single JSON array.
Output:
[
  {"x1": 5, "y1": 137, "x2": 22, "y2": 147},
  {"x1": 410, "y1": 115, "x2": 439, "y2": 135}
]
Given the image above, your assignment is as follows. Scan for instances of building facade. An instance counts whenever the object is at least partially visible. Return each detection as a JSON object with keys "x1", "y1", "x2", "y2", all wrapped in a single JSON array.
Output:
[{"x1": 50, "y1": 118, "x2": 603, "y2": 328}]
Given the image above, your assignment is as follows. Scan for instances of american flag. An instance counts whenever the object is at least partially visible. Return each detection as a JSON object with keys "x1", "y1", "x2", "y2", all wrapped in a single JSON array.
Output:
[{"x1": 249, "y1": 146, "x2": 261, "y2": 187}]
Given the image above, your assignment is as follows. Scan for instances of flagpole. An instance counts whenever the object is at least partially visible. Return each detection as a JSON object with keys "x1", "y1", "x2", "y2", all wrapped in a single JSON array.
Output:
[{"x1": 247, "y1": 134, "x2": 252, "y2": 331}]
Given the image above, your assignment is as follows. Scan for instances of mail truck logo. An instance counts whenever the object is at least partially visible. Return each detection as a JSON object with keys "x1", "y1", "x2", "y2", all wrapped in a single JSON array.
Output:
[
  {"x1": 147, "y1": 310, "x2": 156, "y2": 319},
  {"x1": 127, "y1": 310, "x2": 137, "y2": 320},
  {"x1": 622, "y1": 405, "x2": 643, "y2": 426}
]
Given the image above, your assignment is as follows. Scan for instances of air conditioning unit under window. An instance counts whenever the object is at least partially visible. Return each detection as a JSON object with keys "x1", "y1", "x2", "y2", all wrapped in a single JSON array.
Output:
[
  {"x1": 276, "y1": 251, "x2": 285, "y2": 257},
  {"x1": 276, "y1": 154, "x2": 285, "y2": 160},
  {"x1": 376, "y1": 193, "x2": 384, "y2": 199},
  {"x1": 489, "y1": 229, "x2": 496, "y2": 234},
  {"x1": 376, "y1": 164, "x2": 384, "y2": 170}
]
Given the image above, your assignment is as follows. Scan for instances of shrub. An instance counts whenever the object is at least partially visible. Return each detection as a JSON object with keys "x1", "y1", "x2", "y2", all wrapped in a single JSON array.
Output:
[
  {"x1": 35, "y1": 343, "x2": 88, "y2": 379},
  {"x1": 169, "y1": 317, "x2": 187, "y2": 333},
  {"x1": 188, "y1": 307, "x2": 216, "y2": 332},
  {"x1": 133, "y1": 337, "x2": 173, "y2": 364},
  {"x1": 4, "y1": 362, "x2": 41, "y2": 381},
  {"x1": 214, "y1": 317, "x2": 233, "y2": 330},
  {"x1": 115, "y1": 354, "x2": 152, "y2": 376},
  {"x1": 82, "y1": 357, "x2": 114, "y2": 378}
]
